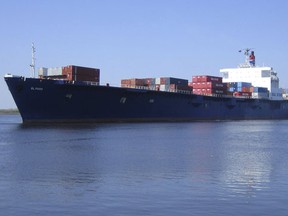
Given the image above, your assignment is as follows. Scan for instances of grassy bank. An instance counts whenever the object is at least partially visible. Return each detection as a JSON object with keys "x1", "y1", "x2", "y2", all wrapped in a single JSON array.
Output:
[{"x1": 0, "y1": 109, "x2": 19, "y2": 114}]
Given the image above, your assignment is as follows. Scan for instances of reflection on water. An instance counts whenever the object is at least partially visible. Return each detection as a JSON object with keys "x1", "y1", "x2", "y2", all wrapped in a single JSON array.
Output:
[
  {"x1": 219, "y1": 121, "x2": 275, "y2": 196},
  {"x1": 1, "y1": 115, "x2": 288, "y2": 215},
  {"x1": 222, "y1": 151, "x2": 272, "y2": 196}
]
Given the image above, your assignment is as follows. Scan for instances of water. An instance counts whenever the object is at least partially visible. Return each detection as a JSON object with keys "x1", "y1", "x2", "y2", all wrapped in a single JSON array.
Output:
[{"x1": 0, "y1": 114, "x2": 288, "y2": 216}]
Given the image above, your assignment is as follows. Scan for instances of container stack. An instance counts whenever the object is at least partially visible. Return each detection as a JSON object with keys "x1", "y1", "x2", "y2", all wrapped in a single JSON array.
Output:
[
  {"x1": 251, "y1": 87, "x2": 269, "y2": 99},
  {"x1": 39, "y1": 65, "x2": 100, "y2": 83},
  {"x1": 191, "y1": 75, "x2": 227, "y2": 95},
  {"x1": 227, "y1": 82, "x2": 252, "y2": 92},
  {"x1": 121, "y1": 78, "x2": 155, "y2": 89},
  {"x1": 227, "y1": 82, "x2": 252, "y2": 97},
  {"x1": 39, "y1": 67, "x2": 64, "y2": 78},
  {"x1": 38, "y1": 67, "x2": 48, "y2": 76},
  {"x1": 121, "y1": 77, "x2": 191, "y2": 92},
  {"x1": 156, "y1": 77, "x2": 189, "y2": 92},
  {"x1": 62, "y1": 65, "x2": 100, "y2": 82}
]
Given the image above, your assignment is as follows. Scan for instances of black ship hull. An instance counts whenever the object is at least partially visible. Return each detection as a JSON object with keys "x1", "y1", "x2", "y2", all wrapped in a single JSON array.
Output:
[{"x1": 5, "y1": 76, "x2": 288, "y2": 123}]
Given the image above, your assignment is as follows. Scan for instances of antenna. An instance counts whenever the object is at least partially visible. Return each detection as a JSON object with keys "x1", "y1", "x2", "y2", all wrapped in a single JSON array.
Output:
[
  {"x1": 238, "y1": 48, "x2": 255, "y2": 67},
  {"x1": 30, "y1": 43, "x2": 36, "y2": 78}
]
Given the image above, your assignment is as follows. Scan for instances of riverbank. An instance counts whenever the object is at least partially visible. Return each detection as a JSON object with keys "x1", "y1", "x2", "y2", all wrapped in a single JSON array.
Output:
[{"x1": 0, "y1": 109, "x2": 19, "y2": 114}]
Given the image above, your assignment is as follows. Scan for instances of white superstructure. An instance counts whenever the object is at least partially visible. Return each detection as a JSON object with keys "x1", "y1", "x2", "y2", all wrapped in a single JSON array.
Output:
[{"x1": 220, "y1": 49, "x2": 283, "y2": 100}]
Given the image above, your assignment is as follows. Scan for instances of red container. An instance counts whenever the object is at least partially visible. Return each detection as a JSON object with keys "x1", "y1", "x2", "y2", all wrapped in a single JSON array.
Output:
[
  {"x1": 233, "y1": 92, "x2": 252, "y2": 97},
  {"x1": 155, "y1": 84, "x2": 160, "y2": 91},
  {"x1": 144, "y1": 78, "x2": 155, "y2": 85},
  {"x1": 130, "y1": 78, "x2": 146, "y2": 86},
  {"x1": 193, "y1": 83, "x2": 199, "y2": 88},
  {"x1": 121, "y1": 79, "x2": 132, "y2": 85},
  {"x1": 193, "y1": 89, "x2": 202, "y2": 95},
  {"x1": 169, "y1": 84, "x2": 176, "y2": 90},
  {"x1": 204, "y1": 82, "x2": 227, "y2": 89},
  {"x1": 200, "y1": 75, "x2": 222, "y2": 83},
  {"x1": 63, "y1": 65, "x2": 100, "y2": 81},
  {"x1": 242, "y1": 87, "x2": 252, "y2": 92},
  {"x1": 192, "y1": 76, "x2": 198, "y2": 83},
  {"x1": 204, "y1": 88, "x2": 227, "y2": 94},
  {"x1": 160, "y1": 77, "x2": 167, "y2": 85}
]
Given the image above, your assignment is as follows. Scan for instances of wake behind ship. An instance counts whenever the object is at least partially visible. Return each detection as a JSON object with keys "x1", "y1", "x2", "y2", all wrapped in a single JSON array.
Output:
[{"x1": 4, "y1": 48, "x2": 288, "y2": 123}]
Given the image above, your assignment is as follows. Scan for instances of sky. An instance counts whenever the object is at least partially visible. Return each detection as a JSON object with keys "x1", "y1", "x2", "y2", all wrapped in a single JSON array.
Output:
[{"x1": 1, "y1": 0, "x2": 288, "y2": 108}]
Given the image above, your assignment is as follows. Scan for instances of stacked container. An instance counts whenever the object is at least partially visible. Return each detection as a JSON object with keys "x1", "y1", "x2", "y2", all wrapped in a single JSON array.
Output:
[
  {"x1": 38, "y1": 65, "x2": 100, "y2": 83},
  {"x1": 227, "y1": 82, "x2": 252, "y2": 92},
  {"x1": 191, "y1": 75, "x2": 227, "y2": 95},
  {"x1": 157, "y1": 77, "x2": 189, "y2": 92},
  {"x1": 121, "y1": 77, "x2": 191, "y2": 92},
  {"x1": 251, "y1": 87, "x2": 269, "y2": 99},
  {"x1": 62, "y1": 65, "x2": 100, "y2": 82},
  {"x1": 121, "y1": 78, "x2": 153, "y2": 88},
  {"x1": 38, "y1": 67, "x2": 63, "y2": 77},
  {"x1": 227, "y1": 82, "x2": 252, "y2": 97}
]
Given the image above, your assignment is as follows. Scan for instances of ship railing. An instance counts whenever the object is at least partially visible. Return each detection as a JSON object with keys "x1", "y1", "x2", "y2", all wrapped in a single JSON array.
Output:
[
  {"x1": 133, "y1": 85, "x2": 153, "y2": 90},
  {"x1": 131, "y1": 85, "x2": 255, "y2": 99},
  {"x1": 171, "y1": 89, "x2": 192, "y2": 95},
  {"x1": 84, "y1": 81, "x2": 99, "y2": 86}
]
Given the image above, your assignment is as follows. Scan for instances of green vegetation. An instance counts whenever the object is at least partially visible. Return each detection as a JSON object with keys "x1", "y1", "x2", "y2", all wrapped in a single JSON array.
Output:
[{"x1": 0, "y1": 109, "x2": 19, "y2": 114}]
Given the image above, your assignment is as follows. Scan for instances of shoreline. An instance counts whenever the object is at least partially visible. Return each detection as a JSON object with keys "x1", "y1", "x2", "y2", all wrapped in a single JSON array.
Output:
[{"x1": 0, "y1": 109, "x2": 19, "y2": 114}]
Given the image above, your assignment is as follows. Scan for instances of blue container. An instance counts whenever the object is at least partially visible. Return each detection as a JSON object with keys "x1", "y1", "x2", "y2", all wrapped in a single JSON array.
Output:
[
  {"x1": 237, "y1": 82, "x2": 252, "y2": 88},
  {"x1": 228, "y1": 87, "x2": 235, "y2": 92},
  {"x1": 253, "y1": 87, "x2": 268, "y2": 93}
]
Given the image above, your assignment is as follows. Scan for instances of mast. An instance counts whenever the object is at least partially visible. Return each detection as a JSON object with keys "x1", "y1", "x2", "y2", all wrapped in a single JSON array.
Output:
[
  {"x1": 30, "y1": 43, "x2": 36, "y2": 78},
  {"x1": 238, "y1": 48, "x2": 255, "y2": 68}
]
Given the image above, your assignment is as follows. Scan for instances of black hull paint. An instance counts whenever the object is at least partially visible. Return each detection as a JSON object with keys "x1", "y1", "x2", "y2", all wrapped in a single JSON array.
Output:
[{"x1": 5, "y1": 76, "x2": 288, "y2": 123}]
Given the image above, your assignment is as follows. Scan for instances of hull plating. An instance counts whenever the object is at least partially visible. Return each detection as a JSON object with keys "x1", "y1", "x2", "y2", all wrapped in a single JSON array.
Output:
[{"x1": 5, "y1": 76, "x2": 288, "y2": 123}]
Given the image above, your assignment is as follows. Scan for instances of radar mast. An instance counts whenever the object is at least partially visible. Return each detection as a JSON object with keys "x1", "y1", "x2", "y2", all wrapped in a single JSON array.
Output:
[
  {"x1": 238, "y1": 48, "x2": 255, "y2": 68},
  {"x1": 30, "y1": 43, "x2": 36, "y2": 78}
]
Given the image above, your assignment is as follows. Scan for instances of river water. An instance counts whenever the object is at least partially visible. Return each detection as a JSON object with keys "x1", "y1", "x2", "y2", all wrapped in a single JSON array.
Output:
[{"x1": 0, "y1": 114, "x2": 287, "y2": 215}]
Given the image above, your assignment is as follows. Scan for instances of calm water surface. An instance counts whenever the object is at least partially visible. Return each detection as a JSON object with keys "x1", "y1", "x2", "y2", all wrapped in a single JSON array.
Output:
[{"x1": 0, "y1": 114, "x2": 287, "y2": 216}]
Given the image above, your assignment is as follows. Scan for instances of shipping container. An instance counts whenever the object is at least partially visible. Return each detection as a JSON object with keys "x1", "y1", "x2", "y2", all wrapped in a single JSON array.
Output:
[
  {"x1": 121, "y1": 78, "x2": 155, "y2": 87},
  {"x1": 38, "y1": 67, "x2": 48, "y2": 76},
  {"x1": 200, "y1": 75, "x2": 222, "y2": 83},
  {"x1": 145, "y1": 78, "x2": 156, "y2": 85},
  {"x1": 233, "y1": 92, "x2": 252, "y2": 97},
  {"x1": 121, "y1": 79, "x2": 132, "y2": 85},
  {"x1": 170, "y1": 84, "x2": 192, "y2": 92},
  {"x1": 192, "y1": 76, "x2": 198, "y2": 83},
  {"x1": 204, "y1": 82, "x2": 227, "y2": 89},
  {"x1": 62, "y1": 65, "x2": 100, "y2": 82},
  {"x1": 160, "y1": 84, "x2": 169, "y2": 91},
  {"x1": 193, "y1": 89, "x2": 203, "y2": 95},
  {"x1": 47, "y1": 67, "x2": 62, "y2": 76},
  {"x1": 192, "y1": 88, "x2": 226, "y2": 95},
  {"x1": 203, "y1": 89, "x2": 227, "y2": 94},
  {"x1": 252, "y1": 92, "x2": 269, "y2": 99},
  {"x1": 121, "y1": 84, "x2": 136, "y2": 88},
  {"x1": 238, "y1": 82, "x2": 252, "y2": 88},
  {"x1": 241, "y1": 87, "x2": 252, "y2": 93},
  {"x1": 227, "y1": 82, "x2": 252, "y2": 88},
  {"x1": 156, "y1": 78, "x2": 161, "y2": 84},
  {"x1": 253, "y1": 87, "x2": 269, "y2": 93},
  {"x1": 159, "y1": 77, "x2": 188, "y2": 86},
  {"x1": 191, "y1": 82, "x2": 201, "y2": 89},
  {"x1": 130, "y1": 78, "x2": 145, "y2": 86},
  {"x1": 228, "y1": 87, "x2": 236, "y2": 92}
]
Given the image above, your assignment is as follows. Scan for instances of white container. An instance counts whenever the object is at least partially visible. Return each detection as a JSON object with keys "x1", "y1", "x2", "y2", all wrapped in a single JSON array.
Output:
[
  {"x1": 38, "y1": 67, "x2": 48, "y2": 76},
  {"x1": 156, "y1": 78, "x2": 161, "y2": 84}
]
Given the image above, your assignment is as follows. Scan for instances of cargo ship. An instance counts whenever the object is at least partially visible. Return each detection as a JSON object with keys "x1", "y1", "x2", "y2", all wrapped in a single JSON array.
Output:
[{"x1": 4, "y1": 46, "x2": 288, "y2": 123}]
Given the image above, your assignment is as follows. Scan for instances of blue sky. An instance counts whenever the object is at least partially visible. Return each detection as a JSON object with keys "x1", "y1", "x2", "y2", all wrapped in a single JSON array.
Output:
[{"x1": 1, "y1": 0, "x2": 288, "y2": 108}]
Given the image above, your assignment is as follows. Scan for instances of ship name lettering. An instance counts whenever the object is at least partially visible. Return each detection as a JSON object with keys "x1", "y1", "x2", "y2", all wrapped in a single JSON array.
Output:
[{"x1": 31, "y1": 87, "x2": 43, "y2": 91}]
